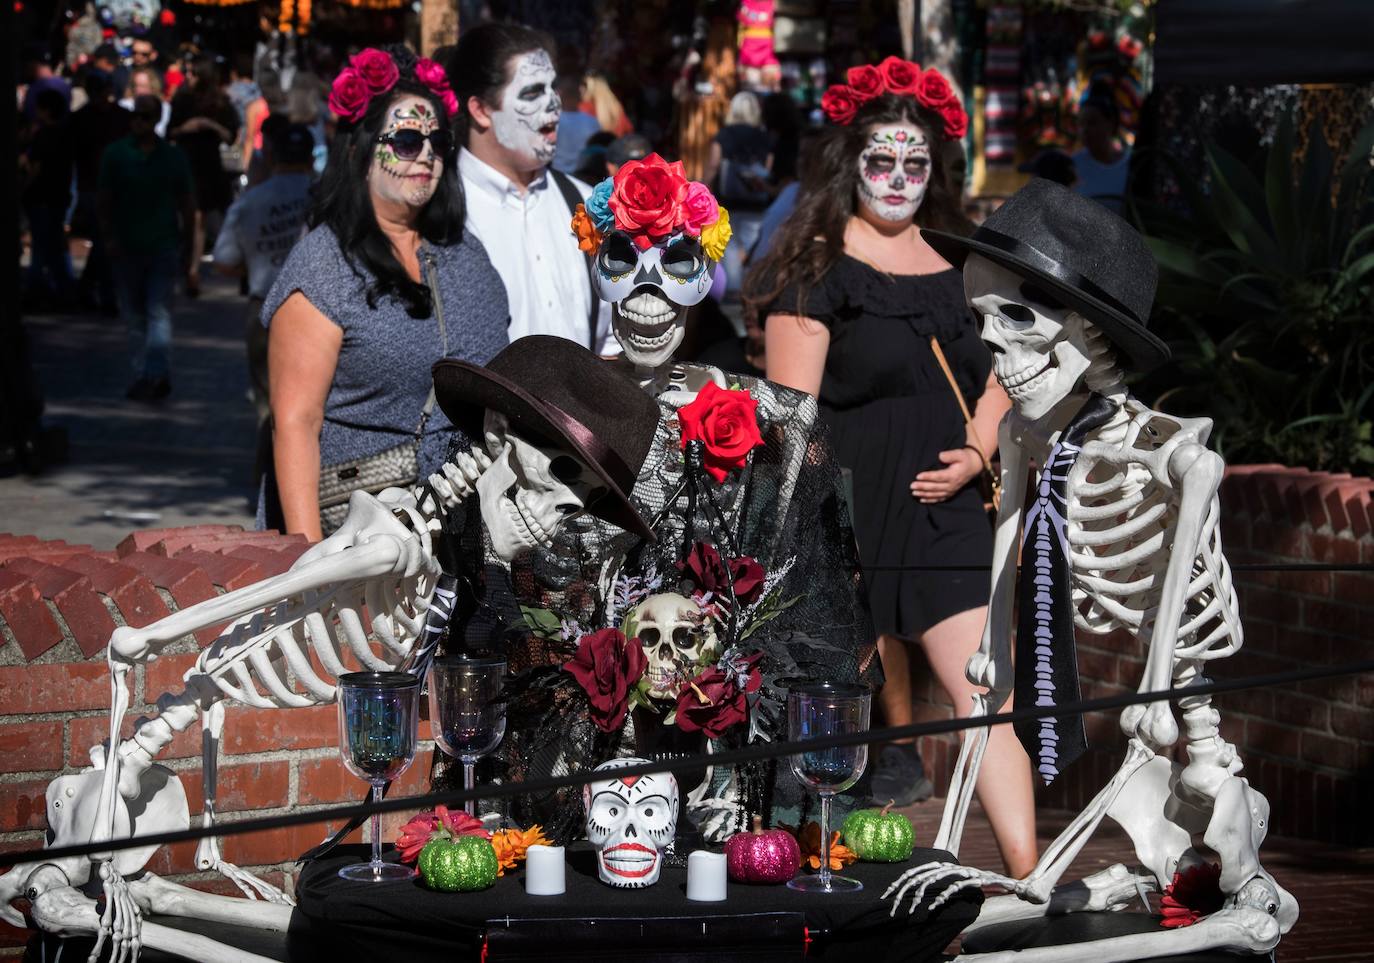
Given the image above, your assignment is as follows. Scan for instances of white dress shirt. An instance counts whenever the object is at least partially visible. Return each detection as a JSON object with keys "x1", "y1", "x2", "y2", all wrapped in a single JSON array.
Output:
[{"x1": 459, "y1": 148, "x2": 614, "y2": 353}]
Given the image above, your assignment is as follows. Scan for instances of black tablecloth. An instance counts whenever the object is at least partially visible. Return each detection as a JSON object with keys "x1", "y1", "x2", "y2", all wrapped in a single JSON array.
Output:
[{"x1": 292, "y1": 843, "x2": 981, "y2": 962}]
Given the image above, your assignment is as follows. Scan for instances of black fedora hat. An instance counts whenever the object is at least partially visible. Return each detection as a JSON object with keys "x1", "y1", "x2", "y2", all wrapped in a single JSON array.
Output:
[
  {"x1": 432, "y1": 337, "x2": 659, "y2": 540},
  {"x1": 923, "y1": 178, "x2": 1169, "y2": 372}
]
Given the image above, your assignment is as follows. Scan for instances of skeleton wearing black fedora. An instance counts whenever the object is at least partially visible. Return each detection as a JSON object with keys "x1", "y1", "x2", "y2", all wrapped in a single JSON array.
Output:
[
  {"x1": 884, "y1": 178, "x2": 1298, "y2": 960},
  {"x1": 0, "y1": 336, "x2": 669, "y2": 958}
]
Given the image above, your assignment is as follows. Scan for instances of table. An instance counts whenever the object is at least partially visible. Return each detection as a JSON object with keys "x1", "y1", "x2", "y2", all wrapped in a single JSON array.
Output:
[{"x1": 293, "y1": 843, "x2": 982, "y2": 962}]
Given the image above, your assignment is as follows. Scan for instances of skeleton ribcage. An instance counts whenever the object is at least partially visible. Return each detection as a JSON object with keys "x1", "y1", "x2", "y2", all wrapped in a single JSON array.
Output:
[
  {"x1": 1066, "y1": 454, "x2": 1242, "y2": 662},
  {"x1": 192, "y1": 567, "x2": 433, "y2": 709}
]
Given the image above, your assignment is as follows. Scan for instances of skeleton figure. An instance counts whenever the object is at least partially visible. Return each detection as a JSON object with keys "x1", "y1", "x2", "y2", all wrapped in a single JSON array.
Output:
[
  {"x1": 884, "y1": 181, "x2": 1298, "y2": 962},
  {"x1": 2, "y1": 340, "x2": 657, "y2": 963},
  {"x1": 594, "y1": 227, "x2": 726, "y2": 400},
  {"x1": 630, "y1": 592, "x2": 721, "y2": 700},
  {"x1": 489, "y1": 49, "x2": 560, "y2": 169},
  {"x1": 583, "y1": 757, "x2": 680, "y2": 887}
]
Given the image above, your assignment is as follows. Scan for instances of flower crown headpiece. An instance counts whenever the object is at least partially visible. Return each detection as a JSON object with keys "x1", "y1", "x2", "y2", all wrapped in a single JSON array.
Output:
[
  {"x1": 571, "y1": 153, "x2": 733, "y2": 262},
  {"x1": 329, "y1": 48, "x2": 459, "y2": 124},
  {"x1": 821, "y1": 57, "x2": 968, "y2": 141}
]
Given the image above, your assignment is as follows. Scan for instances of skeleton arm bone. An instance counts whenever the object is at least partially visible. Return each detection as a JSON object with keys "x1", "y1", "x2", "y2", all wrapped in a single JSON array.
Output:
[
  {"x1": 1121, "y1": 443, "x2": 1224, "y2": 750},
  {"x1": 934, "y1": 417, "x2": 1028, "y2": 856}
]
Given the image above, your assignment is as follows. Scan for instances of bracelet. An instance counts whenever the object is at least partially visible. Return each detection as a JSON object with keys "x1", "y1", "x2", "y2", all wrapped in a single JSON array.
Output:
[{"x1": 961, "y1": 444, "x2": 985, "y2": 461}]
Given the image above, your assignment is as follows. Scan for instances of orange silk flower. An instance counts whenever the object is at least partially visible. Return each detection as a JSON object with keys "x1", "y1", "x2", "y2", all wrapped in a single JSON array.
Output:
[
  {"x1": 571, "y1": 204, "x2": 604, "y2": 255},
  {"x1": 782, "y1": 821, "x2": 858, "y2": 871},
  {"x1": 490, "y1": 825, "x2": 553, "y2": 876}
]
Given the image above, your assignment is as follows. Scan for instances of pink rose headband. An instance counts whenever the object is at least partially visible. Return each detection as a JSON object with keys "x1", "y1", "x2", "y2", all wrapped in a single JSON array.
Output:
[
  {"x1": 821, "y1": 57, "x2": 968, "y2": 141},
  {"x1": 328, "y1": 48, "x2": 459, "y2": 124}
]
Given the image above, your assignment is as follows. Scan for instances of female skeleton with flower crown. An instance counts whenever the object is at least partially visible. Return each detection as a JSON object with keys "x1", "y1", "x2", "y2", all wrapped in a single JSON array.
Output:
[{"x1": 433, "y1": 152, "x2": 882, "y2": 845}]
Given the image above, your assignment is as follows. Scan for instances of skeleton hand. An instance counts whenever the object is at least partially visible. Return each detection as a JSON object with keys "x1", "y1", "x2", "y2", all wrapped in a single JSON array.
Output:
[
  {"x1": 883, "y1": 860, "x2": 1024, "y2": 917},
  {"x1": 1120, "y1": 700, "x2": 1178, "y2": 752},
  {"x1": 89, "y1": 860, "x2": 141, "y2": 963},
  {"x1": 418, "y1": 449, "x2": 493, "y2": 517}
]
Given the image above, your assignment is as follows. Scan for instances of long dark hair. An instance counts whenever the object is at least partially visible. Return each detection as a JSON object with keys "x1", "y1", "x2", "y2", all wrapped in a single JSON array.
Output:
[
  {"x1": 443, "y1": 22, "x2": 554, "y2": 147},
  {"x1": 742, "y1": 95, "x2": 971, "y2": 343},
  {"x1": 310, "y1": 47, "x2": 465, "y2": 318}
]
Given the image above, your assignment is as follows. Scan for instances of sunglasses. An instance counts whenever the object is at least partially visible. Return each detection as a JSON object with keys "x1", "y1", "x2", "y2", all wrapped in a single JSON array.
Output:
[{"x1": 377, "y1": 128, "x2": 453, "y2": 161}]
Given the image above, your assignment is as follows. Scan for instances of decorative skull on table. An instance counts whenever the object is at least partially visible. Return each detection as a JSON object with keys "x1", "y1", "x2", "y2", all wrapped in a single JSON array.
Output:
[
  {"x1": 584, "y1": 757, "x2": 680, "y2": 888},
  {"x1": 629, "y1": 592, "x2": 721, "y2": 700}
]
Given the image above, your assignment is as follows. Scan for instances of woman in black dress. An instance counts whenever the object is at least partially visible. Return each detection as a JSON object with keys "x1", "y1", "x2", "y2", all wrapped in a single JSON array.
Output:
[{"x1": 745, "y1": 62, "x2": 1036, "y2": 876}]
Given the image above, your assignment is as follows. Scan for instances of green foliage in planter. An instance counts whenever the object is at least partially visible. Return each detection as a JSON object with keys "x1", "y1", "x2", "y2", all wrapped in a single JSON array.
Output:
[{"x1": 1135, "y1": 112, "x2": 1374, "y2": 473}]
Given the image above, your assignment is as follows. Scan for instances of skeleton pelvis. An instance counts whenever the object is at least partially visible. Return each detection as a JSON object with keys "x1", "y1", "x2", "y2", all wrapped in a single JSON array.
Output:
[{"x1": 46, "y1": 764, "x2": 189, "y2": 878}]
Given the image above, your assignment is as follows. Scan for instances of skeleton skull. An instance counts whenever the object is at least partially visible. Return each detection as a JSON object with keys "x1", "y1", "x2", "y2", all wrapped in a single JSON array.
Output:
[
  {"x1": 630, "y1": 593, "x2": 720, "y2": 700},
  {"x1": 594, "y1": 231, "x2": 715, "y2": 368},
  {"x1": 965, "y1": 253, "x2": 1095, "y2": 422},
  {"x1": 583, "y1": 757, "x2": 679, "y2": 888},
  {"x1": 478, "y1": 411, "x2": 605, "y2": 563}
]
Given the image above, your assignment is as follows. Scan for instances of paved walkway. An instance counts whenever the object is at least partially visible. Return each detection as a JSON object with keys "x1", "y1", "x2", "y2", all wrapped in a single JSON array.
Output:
[
  {"x1": 2, "y1": 275, "x2": 258, "y2": 549},
  {"x1": 902, "y1": 797, "x2": 1374, "y2": 961}
]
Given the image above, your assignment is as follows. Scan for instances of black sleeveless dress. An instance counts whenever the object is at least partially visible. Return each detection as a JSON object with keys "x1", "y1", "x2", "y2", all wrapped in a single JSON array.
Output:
[{"x1": 769, "y1": 254, "x2": 994, "y2": 638}]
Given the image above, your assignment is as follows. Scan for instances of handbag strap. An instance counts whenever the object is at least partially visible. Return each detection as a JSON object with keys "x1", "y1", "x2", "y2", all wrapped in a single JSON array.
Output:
[
  {"x1": 549, "y1": 168, "x2": 600, "y2": 349},
  {"x1": 928, "y1": 335, "x2": 999, "y2": 497},
  {"x1": 414, "y1": 250, "x2": 450, "y2": 443}
]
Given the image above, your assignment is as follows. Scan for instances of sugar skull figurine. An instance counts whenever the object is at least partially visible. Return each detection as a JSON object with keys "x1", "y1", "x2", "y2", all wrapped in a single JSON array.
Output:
[{"x1": 583, "y1": 757, "x2": 680, "y2": 888}]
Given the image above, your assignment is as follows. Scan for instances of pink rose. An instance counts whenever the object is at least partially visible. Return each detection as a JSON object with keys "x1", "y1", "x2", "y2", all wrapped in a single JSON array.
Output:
[
  {"x1": 350, "y1": 48, "x2": 399, "y2": 95},
  {"x1": 328, "y1": 68, "x2": 371, "y2": 123},
  {"x1": 610, "y1": 153, "x2": 690, "y2": 239},
  {"x1": 415, "y1": 57, "x2": 447, "y2": 90},
  {"x1": 878, "y1": 56, "x2": 922, "y2": 96},
  {"x1": 845, "y1": 64, "x2": 884, "y2": 101},
  {"x1": 681, "y1": 182, "x2": 720, "y2": 238}
]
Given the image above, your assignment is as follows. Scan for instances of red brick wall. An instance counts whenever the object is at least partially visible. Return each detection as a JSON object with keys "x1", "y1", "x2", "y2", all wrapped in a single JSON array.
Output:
[
  {"x1": 910, "y1": 464, "x2": 1374, "y2": 845},
  {"x1": 0, "y1": 527, "x2": 435, "y2": 956}
]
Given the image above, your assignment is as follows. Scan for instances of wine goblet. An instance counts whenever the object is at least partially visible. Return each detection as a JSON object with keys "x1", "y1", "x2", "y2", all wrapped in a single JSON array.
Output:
[
  {"x1": 786, "y1": 681, "x2": 872, "y2": 893},
  {"x1": 337, "y1": 671, "x2": 422, "y2": 882},
  {"x1": 428, "y1": 655, "x2": 507, "y2": 816}
]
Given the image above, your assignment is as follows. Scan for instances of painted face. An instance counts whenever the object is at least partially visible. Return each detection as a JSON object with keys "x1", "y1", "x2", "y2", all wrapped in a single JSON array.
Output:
[
  {"x1": 856, "y1": 123, "x2": 931, "y2": 223},
  {"x1": 491, "y1": 49, "x2": 561, "y2": 170},
  {"x1": 593, "y1": 231, "x2": 715, "y2": 367},
  {"x1": 368, "y1": 94, "x2": 445, "y2": 209},
  {"x1": 583, "y1": 758, "x2": 679, "y2": 888}
]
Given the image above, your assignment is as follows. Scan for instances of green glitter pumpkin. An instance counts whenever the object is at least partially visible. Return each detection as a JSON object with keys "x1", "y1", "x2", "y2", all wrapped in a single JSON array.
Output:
[
  {"x1": 418, "y1": 834, "x2": 499, "y2": 892},
  {"x1": 841, "y1": 801, "x2": 915, "y2": 862}
]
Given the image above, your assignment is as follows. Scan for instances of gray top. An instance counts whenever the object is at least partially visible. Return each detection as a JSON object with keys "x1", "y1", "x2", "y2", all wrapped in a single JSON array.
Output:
[{"x1": 263, "y1": 224, "x2": 509, "y2": 481}]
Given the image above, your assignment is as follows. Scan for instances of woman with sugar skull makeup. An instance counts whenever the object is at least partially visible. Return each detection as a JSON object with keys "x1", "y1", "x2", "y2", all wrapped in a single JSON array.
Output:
[
  {"x1": 746, "y1": 59, "x2": 1038, "y2": 878},
  {"x1": 264, "y1": 45, "x2": 508, "y2": 539}
]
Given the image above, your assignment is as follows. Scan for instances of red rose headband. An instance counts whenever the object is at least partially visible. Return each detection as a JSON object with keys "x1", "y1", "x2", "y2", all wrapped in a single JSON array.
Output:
[
  {"x1": 329, "y1": 48, "x2": 459, "y2": 124},
  {"x1": 821, "y1": 57, "x2": 968, "y2": 140}
]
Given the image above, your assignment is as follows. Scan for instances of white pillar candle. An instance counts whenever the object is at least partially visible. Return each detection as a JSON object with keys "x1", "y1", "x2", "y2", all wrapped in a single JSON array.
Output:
[
  {"x1": 686, "y1": 850, "x2": 727, "y2": 902},
  {"x1": 525, "y1": 844, "x2": 566, "y2": 896}
]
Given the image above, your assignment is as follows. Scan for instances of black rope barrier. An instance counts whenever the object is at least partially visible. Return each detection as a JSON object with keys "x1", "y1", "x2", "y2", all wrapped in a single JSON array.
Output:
[
  {"x1": 2, "y1": 656, "x2": 1371, "y2": 870},
  {"x1": 863, "y1": 562, "x2": 1374, "y2": 572}
]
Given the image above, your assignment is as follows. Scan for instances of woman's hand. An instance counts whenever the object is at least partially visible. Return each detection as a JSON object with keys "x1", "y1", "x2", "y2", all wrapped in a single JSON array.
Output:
[{"x1": 911, "y1": 446, "x2": 983, "y2": 503}]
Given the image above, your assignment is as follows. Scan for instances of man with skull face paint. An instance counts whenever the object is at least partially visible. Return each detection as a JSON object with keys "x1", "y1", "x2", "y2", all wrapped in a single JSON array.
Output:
[
  {"x1": 445, "y1": 25, "x2": 614, "y2": 353},
  {"x1": 749, "y1": 60, "x2": 1038, "y2": 878}
]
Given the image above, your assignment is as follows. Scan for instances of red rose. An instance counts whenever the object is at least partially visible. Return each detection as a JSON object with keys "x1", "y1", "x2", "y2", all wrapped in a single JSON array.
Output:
[
  {"x1": 610, "y1": 153, "x2": 689, "y2": 239},
  {"x1": 415, "y1": 57, "x2": 447, "y2": 91},
  {"x1": 845, "y1": 65, "x2": 884, "y2": 101},
  {"x1": 675, "y1": 653, "x2": 763, "y2": 739},
  {"x1": 878, "y1": 56, "x2": 922, "y2": 95},
  {"x1": 564, "y1": 628, "x2": 648, "y2": 733},
  {"x1": 328, "y1": 67, "x2": 371, "y2": 123},
  {"x1": 915, "y1": 68, "x2": 957, "y2": 109},
  {"x1": 1160, "y1": 863, "x2": 1224, "y2": 928},
  {"x1": 677, "y1": 382, "x2": 765, "y2": 483},
  {"x1": 678, "y1": 542, "x2": 766, "y2": 606},
  {"x1": 939, "y1": 103, "x2": 968, "y2": 140},
  {"x1": 351, "y1": 48, "x2": 400, "y2": 95},
  {"x1": 820, "y1": 84, "x2": 860, "y2": 126}
]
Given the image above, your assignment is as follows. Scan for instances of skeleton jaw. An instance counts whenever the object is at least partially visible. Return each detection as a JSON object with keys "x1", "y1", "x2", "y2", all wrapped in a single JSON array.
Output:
[
  {"x1": 499, "y1": 488, "x2": 561, "y2": 552},
  {"x1": 615, "y1": 291, "x2": 686, "y2": 368}
]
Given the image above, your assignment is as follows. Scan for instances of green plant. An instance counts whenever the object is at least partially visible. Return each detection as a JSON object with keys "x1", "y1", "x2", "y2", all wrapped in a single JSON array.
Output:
[{"x1": 1134, "y1": 111, "x2": 1374, "y2": 472}]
